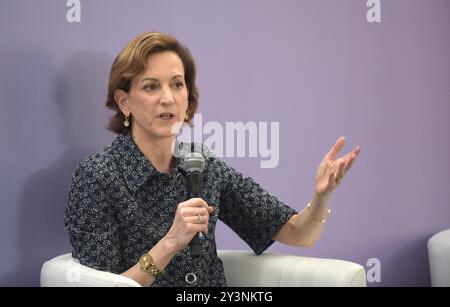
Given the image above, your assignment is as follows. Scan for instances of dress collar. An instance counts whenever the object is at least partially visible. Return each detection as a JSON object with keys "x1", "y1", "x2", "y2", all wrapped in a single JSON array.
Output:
[{"x1": 112, "y1": 131, "x2": 184, "y2": 194}]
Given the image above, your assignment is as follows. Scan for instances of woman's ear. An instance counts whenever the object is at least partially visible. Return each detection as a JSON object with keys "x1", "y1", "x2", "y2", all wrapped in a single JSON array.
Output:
[{"x1": 114, "y1": 89, "x2": 129, "y2": 115}]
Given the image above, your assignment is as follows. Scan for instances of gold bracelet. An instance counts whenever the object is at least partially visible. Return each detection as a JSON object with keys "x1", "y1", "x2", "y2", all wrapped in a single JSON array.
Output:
[{"x1": 307, "y1": 203, "x2": 331, "y2": 223}]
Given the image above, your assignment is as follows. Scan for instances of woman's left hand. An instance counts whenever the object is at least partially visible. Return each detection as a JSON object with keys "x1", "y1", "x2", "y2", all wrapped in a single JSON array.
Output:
[{"x1": 315, "y1": 136, "x2": 361, "y2": 198}]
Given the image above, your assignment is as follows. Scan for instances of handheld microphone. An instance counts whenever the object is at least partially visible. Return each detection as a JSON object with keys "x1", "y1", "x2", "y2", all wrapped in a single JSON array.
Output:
[{"x1": 182, "y1": 151, "x2": 206, "y2": 257}]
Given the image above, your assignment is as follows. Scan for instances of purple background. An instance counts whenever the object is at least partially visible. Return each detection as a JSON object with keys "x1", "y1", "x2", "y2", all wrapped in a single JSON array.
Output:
[{"x1": 1, "y1": 0, "x2": 449, "y2": 286}]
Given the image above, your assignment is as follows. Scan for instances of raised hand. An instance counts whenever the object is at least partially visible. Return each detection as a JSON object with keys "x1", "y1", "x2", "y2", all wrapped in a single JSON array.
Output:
[{"x1": 315, "y1": 137, "x2": 361, "y2": 198}]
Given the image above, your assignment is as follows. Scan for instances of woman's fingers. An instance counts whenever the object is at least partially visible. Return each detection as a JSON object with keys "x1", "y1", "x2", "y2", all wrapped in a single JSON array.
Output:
[
  {"x1": 327, "y1": 136, "x2": 346, "y2": 160},
  {"x1": 185, "y1": 215, "x2": 209, "y2": 234},
  {"x1": 183, "y1": 197, "x2": 209, "y2": 208},
  {"x1": 180, "y1": 207, "x2": 210, "y2": 217},
  {"x1": 177, "y1": 198, "x2": 213, "y2": 234},
  {"x1": 188, "y1": 214, "x2": 209, "y2": 225},
  {"x1": 336, "y1": 160, "x2": 345, "y2": 183},
  {"x1": 327, "y1": 163, "x2": 335, "y2": 185},
  {"x1": 345, "y1": 154, "x2": 356, "y2": 173},
  {"x1": 178, "y1": 198, "x2": 214, "y2": 214},
  {"x1": 344, "y1": 146, "x2": 361, "y2": 173},
  {"x1": 317, "y1": 141, "x2": 360, "y2": 196},
  {"x1": 334, "y1": 146, "x2": 361, "y2": 185}
]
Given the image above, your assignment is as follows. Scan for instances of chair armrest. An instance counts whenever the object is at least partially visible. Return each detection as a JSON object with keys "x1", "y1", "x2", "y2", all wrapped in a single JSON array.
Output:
[
  {"x1": 217, "y1": 250, "x2": 366, "y2": 287},
  {"x1": 40, "y1": 254, "x2": 141, "y2": 287}
]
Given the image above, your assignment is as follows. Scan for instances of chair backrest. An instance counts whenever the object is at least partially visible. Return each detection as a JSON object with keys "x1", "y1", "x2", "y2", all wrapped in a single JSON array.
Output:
[{"x1": 218, "y1": 250, "x2": 366, "y2": 287}]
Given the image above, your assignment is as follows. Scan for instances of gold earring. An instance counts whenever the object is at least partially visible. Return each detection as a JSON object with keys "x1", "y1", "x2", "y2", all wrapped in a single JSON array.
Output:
[{"x1": 124, "y1": 114, "x2": 130, "y2": 127}]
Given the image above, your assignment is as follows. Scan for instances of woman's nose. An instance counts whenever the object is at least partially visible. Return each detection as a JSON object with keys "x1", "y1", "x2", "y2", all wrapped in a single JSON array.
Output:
[{"x1": 159, "y1": 86, "x2": 175, "y2": 105}]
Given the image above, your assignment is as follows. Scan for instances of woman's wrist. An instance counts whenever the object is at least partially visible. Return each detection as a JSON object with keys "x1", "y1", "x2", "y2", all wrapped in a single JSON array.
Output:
[
  {"x1": 142, "y1": 236, "x2": 178, "y2": 277},
  {"x1": 312, "y1": 191, "x2": 331, "y2": 207},
  {"x1": 122, "y1": 235, "x2": 178, "y2": 286},
  {"x1": 309, "y1": 192, "x2": 331, "y2": 220},
  {"x1": 159, "y1": 235, "x2": 179, "y2": 257}
]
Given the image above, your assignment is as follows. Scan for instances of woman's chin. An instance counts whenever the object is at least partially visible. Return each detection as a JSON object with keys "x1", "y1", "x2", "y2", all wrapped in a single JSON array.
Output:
[
  {"x1": 138, "y1": 124, "x2": 182, "y2": 139},
  {"x1": 153, "y1": 129, "x2": 179, "y2": 138}
]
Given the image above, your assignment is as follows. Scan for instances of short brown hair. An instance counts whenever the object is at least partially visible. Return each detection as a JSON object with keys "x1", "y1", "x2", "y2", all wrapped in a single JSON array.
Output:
[{"x1": 106, "y1": 32, "x2": 199, "y2": 134}]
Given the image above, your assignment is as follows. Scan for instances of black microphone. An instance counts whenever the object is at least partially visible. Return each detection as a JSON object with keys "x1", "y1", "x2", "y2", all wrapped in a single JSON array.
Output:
[{"x1": 182, "y1": 151, "x2": 206, "y2": 257}]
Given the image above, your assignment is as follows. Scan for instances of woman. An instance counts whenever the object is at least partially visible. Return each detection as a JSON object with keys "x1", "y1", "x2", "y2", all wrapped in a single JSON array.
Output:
[{"x1": 64, "y1": 32, "x2": 361, "y2": 287}]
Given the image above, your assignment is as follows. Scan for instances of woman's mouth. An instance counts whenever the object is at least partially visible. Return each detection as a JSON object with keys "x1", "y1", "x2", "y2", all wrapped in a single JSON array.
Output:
[{"x1": 157, "y1": 113, "x2": 175, "y2": 120}]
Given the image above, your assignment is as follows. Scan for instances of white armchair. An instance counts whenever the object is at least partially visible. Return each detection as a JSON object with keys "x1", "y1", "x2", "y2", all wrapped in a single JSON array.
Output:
[
  {"x1": 40, "y1": 250, "x2": 366, "y2": 287},
  {"x1": 428, "y1": 229, "x2": 450, "y2": 286}
]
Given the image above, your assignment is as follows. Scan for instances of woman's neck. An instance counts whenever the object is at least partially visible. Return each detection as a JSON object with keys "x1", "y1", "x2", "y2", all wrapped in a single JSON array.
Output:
[{"x1": 130, "y1": 128, "x2": 176, "y2": 173}]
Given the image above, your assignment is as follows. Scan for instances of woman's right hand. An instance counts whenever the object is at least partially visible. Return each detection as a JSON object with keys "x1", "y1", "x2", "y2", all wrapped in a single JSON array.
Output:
[{"x1": 164, "y1": 198, "x2": 214, "y2": 253}]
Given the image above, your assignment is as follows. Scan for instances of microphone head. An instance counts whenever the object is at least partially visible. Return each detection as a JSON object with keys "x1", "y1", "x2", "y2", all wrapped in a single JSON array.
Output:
[{"x1": 182, "y1": 152, "x2": 205, "y2": 173}]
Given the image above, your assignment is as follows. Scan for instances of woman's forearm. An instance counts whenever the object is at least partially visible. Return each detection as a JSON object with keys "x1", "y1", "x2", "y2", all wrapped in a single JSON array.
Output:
[{"x1": 121, "y1": 236, "x2": 178, "y2": 287}]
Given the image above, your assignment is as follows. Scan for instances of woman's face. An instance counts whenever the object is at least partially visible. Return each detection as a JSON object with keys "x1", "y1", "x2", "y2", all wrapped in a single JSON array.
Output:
[{"x1": 119, "y1": 51, "x2": 189, "y2": 140}]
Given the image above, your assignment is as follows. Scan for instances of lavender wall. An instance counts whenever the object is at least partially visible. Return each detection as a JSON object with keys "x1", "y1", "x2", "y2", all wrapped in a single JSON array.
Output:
[{"x1": 1, "y1": 0, "x2": 449, "y2": 286}]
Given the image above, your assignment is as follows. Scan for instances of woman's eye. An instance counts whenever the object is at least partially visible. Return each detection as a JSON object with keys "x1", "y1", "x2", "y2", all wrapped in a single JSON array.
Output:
[
  {"x1": 144, "y1": 84, "x2": 158, "y2": 91},
  {"x1": 175, "y1": 82, "x2": 184, "y2": 88}
]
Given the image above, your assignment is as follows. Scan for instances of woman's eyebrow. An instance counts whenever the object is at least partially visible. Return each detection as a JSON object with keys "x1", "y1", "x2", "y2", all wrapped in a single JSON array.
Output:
[
  {"x1": 141, "y1": 74, "x2": 184, "y2": 83},
  {"x1": 141, "y1": 77, "x2": 158, "y2": 83}
]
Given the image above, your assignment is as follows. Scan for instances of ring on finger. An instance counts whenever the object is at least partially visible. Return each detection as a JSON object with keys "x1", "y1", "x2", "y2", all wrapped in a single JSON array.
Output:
[{"x1": 197, "y1": 214, "x2": 201, "y2": 224}]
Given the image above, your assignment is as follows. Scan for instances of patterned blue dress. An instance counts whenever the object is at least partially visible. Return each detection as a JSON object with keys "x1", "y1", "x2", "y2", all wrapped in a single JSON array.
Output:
[{"x1": 64, "y1": 131, "x2": 296, "y2": 286}]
